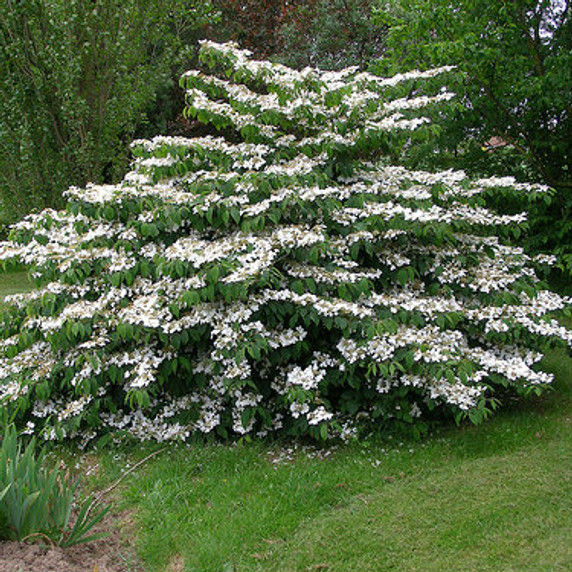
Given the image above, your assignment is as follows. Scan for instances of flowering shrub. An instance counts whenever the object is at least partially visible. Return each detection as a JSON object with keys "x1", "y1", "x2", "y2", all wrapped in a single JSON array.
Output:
[{"x1": 0, "y1": 41, "x2": 571, "y2": 443}]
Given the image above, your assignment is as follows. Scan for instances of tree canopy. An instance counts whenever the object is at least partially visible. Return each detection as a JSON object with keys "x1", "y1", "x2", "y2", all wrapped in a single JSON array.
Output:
[
  {"x1": 0, "y1": 0, "x2": 216, "y2": 224},
  {"x1": 372, "y1": 0, "x2": 572, "y2": 271}
]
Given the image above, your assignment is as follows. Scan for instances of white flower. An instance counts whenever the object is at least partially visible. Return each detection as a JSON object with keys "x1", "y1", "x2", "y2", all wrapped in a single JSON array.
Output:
[{"x1": 307, "y1": 406, "x2": 333, "y2": 425}]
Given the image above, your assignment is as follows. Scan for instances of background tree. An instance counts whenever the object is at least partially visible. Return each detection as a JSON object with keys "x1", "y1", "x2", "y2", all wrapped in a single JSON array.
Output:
[
  {"x1": 207, "y1": 0, "x2": 384, "y2": 69},
  {"x1": 0, "y1": 0, "x2": 216, "y2": 225},
  {"x1": 207, "y1": 0, "x2": 294, "y2": 58},
  {"x1": 277, "y1": 0, "x2": 386, "y2": 69},
  {"x1": 372, "y1": 0, "x2": 572, "y2": 274}
]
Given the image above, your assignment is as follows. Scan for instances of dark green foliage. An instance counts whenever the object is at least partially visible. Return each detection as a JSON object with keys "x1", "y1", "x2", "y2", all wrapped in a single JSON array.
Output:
[
  {"x1": 0, "y1": 0, "x2": 216, "y2": 223},
  {"x1": 277, "y1": 0, "x2": 386, "y2": 70},
  {"x1": 372, "y1": 0, "x2": 572, "y2": 273},
  {"x1": 207, "y1": 0, "x2": 384, "y2": 70}
]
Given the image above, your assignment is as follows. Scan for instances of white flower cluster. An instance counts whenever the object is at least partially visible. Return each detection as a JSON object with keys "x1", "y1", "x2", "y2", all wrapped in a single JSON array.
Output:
[{"x1": 0, "y1": 41, "x2": 570, "y2": 443}]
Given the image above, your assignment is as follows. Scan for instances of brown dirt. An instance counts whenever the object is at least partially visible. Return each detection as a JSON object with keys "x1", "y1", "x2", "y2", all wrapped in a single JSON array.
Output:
[{"x1": 0, "y1": 508, "x2": 143, "y2": 572}]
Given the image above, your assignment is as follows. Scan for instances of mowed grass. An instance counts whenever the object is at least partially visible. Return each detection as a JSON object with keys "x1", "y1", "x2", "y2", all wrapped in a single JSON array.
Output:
[
  {"x1": 91, "y1": 340, "x2": 571, "y2": 572},
  {"x1": 1, "y1": 270, "x2": 571, "y2": 571},
  {"x1": 0, "y1": 270, "x2": 32, "y2": 303}
]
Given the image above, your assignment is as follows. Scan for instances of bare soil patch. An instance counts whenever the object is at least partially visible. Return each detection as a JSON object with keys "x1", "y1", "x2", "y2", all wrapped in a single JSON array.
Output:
[{"x1": 0, "y1": 509, "x2": 142, "y2": 572}]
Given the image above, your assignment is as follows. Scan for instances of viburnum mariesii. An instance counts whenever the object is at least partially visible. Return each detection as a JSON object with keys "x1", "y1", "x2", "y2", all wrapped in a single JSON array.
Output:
[{"x1": 0, "y1": 41, "x2": 570, "y2": 443}]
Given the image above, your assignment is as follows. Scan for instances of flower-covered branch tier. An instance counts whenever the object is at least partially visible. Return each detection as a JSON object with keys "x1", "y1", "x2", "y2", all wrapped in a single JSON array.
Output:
[{"x1": 0, "y1": 41, "x2": 570, "y2": 442}]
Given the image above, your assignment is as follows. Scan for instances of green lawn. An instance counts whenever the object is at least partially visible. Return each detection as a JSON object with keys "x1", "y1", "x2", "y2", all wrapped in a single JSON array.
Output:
[
  {"x1": 1, "y1": 270, "x2": 571, "y2": 571},
  {"x1": 0, "y1": 270, "x2": 32, "y2": 302}
]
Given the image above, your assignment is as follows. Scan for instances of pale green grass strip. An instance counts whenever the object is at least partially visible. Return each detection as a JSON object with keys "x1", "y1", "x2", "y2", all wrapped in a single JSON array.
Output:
[
  {"x1": 0, "y1": 270, "x2": 32, "y2": 301},
  {"x1": 256, "y1": 438, "x2": 572, "y2": 572}
]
